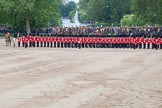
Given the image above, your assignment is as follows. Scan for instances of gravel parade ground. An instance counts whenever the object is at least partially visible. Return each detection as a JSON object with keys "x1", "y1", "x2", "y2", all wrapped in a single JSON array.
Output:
[{"x1": 0, "y1": 39, "x2": 162, "y2": 108}]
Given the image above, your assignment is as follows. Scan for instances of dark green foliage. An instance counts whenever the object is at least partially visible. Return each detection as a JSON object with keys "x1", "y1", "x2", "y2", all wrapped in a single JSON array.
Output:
[
  {"x1": 60, "y1": 1, "x2": 76, "y2": 18},
  {"x1": 79, "y1": 0, "x2": 132, "y2": 25},
  {"x1": 79, "y1": 0, "x2": 162, "y2": 26},
  {"x1": 133, "y1": 0, "x2": 162, "y2": 25},
  {"x1": 0, "y1": 0, "x2": 61, "y2": 33}
]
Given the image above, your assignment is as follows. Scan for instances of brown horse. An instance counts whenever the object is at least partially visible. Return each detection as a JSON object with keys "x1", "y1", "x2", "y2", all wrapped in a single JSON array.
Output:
[{"x1": 5, "y1": 32, "x2": 11, "y2": 46}]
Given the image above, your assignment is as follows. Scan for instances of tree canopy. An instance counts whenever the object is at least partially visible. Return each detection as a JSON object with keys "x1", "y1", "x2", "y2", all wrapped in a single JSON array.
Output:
[
  {"x1": 0, "y1": 0, "x2": 61, "y2": 33},
  {"x1": 59, "y1": 1, "x2": 76, "y2": 18},
  {"x1": 78, "y1": 0, "x2": 162, "y2": 26}
]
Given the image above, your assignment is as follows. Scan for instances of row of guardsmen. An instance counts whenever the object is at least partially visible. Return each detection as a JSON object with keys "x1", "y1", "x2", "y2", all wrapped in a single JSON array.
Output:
[{"x1": 18, "y1": 35, "x2": 162, "y2": 50}]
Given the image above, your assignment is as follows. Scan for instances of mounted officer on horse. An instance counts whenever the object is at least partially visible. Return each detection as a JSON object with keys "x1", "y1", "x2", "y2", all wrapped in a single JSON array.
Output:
[{"x1": 5, "y1": 32, "x2": 11, "y2": 46}]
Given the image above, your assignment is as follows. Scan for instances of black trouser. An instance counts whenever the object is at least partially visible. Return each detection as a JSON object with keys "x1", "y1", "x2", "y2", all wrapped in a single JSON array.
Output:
[
  {"x1": 92, "y1": 43, "x2": 95, "y2": 48},
  {"x1": 152, "y1": 44, "x2": 155, "y2": 49},
  {"x1": 23, "y1": 42, "x2": 25, "y2": 47},
  {"x1": 67, "y1": 43, "x2": 70, "y2": 48},
  {"x1": 109, "y1": 43, "x2": 112, "y2": 48},
  {"x1": 74, "y1": 43, "x2": 77, "y2": 48},
  {"x1": 158, "y1": 44, "x2": 160, "y2": 49},
  {"x1": 155, "y1": 44, "x2": 158, "y2": 50},
  {"x1": 139, "y1": 44, "x2": 142, "y2": 49},
  {"x1": 57, "y1": 42, "x2": 60, "y2": 48},
  {"x1": 25, "y1": 43, "x2": 28, "y2": 48},
  {"x1": 136, "y1": 44, "x2": 138, "y2": 49},
  {"x1": 79, "y1": 43, "x2": 81, "y2": 49},
  {"x1": 44, "y1": 42, "x2": 46, "y2": 47},
  {"x1": 118, "y1": 44, "x2": 120, "y2": 48},
  {"x1": 18, "y1": 42, "x2": 20, "y2": 47},
  {"x1": 82, "y1": 43, "x2": 84, "y2": 48},
  {"x1": 133, "y1": 44, "x2": 136, "y2": 49},
  {"x1": 103, "y1": 43, "x2": 107, "y2": 48},
  {"x1": 50, "y1": 42, "x2": 53, "y2": 47},
  {"x1": 47, "y1": 42, "x2": 49, "y2": 47},
  {"x1": 29, "y1": 42, "x2": 32, "y2": 47},
  {"x1": 85, "y1": 43, "x2": 88, "y2": 48},
  {"x1": 54, "y1": 42, "x2": 56, "y2": 48},
  {"x1": 160, "y1": 44, "x2": 162, "y2": 49},
  {"x1": 143, "y1": 44, "x2": 146, "y2": 49},
  {"x1": 130, "y1": 43, "x2": 134, "y2": 49},
  {"x1": 37, "y1": 42, "x2": 39, "y2": 47},
  {"x1": 41, "y1": 42, "x2": 43, "y2": 47},
  {"x1": 128, "y1": 43, "x2": 131, "y2": 48},
  {"x1": 71, "y1": 43, "x2": 73, "y2": 48},
  {"x1": 33, "y1": 42, "x2": 35, "y2": 47},
  {"x1": 127, "y1": 44, "x2": 129, "y2": 48},
  {"x1": 148, "y1": 44, "x2": 150, "y2": 49},
  {"x1": 64, "y1": 43, "x2": 67, "y2": 48},
  {"x1": 61, "y1": 42, "x2": 64, "y2": 48}
]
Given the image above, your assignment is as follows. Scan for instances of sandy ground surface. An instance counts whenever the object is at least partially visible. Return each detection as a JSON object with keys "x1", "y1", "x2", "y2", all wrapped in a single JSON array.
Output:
[{"x1": 0, "y1": 39, "x2": 162, "y2": 108}]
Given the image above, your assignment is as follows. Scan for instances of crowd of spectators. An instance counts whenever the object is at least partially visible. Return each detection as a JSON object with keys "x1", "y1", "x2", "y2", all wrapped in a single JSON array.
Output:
[
  {"x1": 0, "y1": 26, "x2": 10, "y2": 33},
  {"x1": 1, "y1": 26, "x2": 162, "y2": 38},
  {"x1": 51, "y1": 26, "x2": 162, "y2": 38}
]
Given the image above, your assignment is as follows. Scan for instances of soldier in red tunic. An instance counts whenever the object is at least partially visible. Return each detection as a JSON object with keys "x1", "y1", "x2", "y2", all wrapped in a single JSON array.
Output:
[
  {"x1": 143, "y1": 38, "x2": 147, "y2": 49},
  {"x1": 33, "y1": 35, "x2": 36, "y2": 47},
  {"x1": 22, "y1": 35, "x2": 25, "y2": 47},
  {"x1": 66, "y1": 37, "x2": 68, "y2": 48},
  {"x1": 147, "y1": 38, "x2": 151, "y2": 49},
  {"x1": 36, "y1": 35, "x2": 40, "y2": 47},
  {"x1": 91, "y1": 37, "x2": 95, "y2": 48},
  {"x1": 64, "y1": 37, "x2": 67, "y2": 48},
  {"x1": 94, "y1": 37, "x2": 97, "y2": 48},
  {"x1": 76, "y1": 37, "x2": 79, "y2": 48},
  {"x1": 155, "y1": 38, "x2": 159, "y2": 50},
  {"x1": 18, "y1": 36, "x2": 21, "y2": 47},
  {"x1": 102, "y1": 38, "x2": 106, "y2": 48},
  {"x1": 69, "y1": 37, "x2": 73, "y2": 48},
  {"x1": 84, "y1": 37, "x2": 87, "y2": 48},
  {"x1": 49, "y1": 34, "x2": 53, "y2": 48},
  {"x1": 53, "y1": 36, "x2": 56, "y2": 48},
  {"x1": 24, "y1": 36, "x2": 28, "y2": 48},
  {"x1": 40, "y1": 35, "x2": 43, "y2": 47},
  {"x1": 44, "y1": 35, "x2": 47, "y2": 47},
  {"x1": 160, "y1": 38, "x2": 162, "y2": 49},
  {"x1": 78, "y1": 37, "x2": 82, "y2": 49},
  {"x1": 87, "y1": 37, "x2": 91, "y2": 48},
  {"x1": 29, "y1": 36, "x2": 32, "y2": 47},
  {"x1": 133, "y1": 37, "x2": 137, "y2": 49},
  {"x1": 130, "y1": 37, "x2": 134, "y2": 49},
  {"x1": 139, "y1": 37, "x2": 143, "y2": 49},
  {"x1": 60, "y1": 37, "x2": 64, "y2": 48},
  {"x1": 73, "y1": 37, "x2": 77, "y2": 48},
  {"x1": 152, "y1": 38, "x2": 155, "y2": 49},
  {"x1": 116, "y1": 38, "x2": 120, "y2": 48},
  {"x1": 47, "y1": 34, "x2": 50, "y2": 47},
  {"x1": 106, "y1": 38, "x2": 110, "y2": 48},
  {"x1": 57, "y1": 37, "x2": 60, "y2": 48},
  {"x1": 158, "y1": 37, "x2": 161, "y2": 49},
  {"x1": 112, "y1": 38, "x2": 115, "y2": 48},
  {"x1": 120, "y1": 37, "x2": 123, "y2": 48}
]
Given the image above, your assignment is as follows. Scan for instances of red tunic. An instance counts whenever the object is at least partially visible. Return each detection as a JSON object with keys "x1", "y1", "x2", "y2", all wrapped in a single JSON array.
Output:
[
  {"x1": 25, "y1": 37, "x2": 28, "y2": 44},
  {"x1": 143, "y1": 39, "x2": 147, "y2": 44},
  {"x1": 160, "y1": 39, "x2": 162, "y2": 44},
  {"x1": 18, "y1": 37, "x2": 21, "y2": 42},
  {"x1": 37, "y1": 36, "x2": 40, "y2": 42}
]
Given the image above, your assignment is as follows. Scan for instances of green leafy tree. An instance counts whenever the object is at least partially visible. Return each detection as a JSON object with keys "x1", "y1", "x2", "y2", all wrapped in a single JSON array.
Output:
[
  {"x1": 78, "y1": 0, "x2": 132, "y2": 25},
  {"x1": 132, "y1": 0, "x2": 162, "y2": 25},
  {"x1": 0, "y1": 0, "x2": 61, "y2": 33},
  {"x1": 60, "y1": 1, "x2": 76, "y2": 18},
  {"x1": 120, "y1": 14, "x2": 136, "y2": 26}
]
